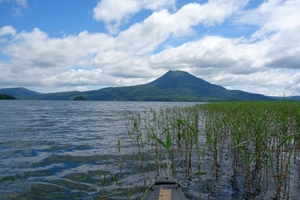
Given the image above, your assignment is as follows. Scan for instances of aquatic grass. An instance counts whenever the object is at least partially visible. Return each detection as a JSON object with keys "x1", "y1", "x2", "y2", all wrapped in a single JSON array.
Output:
[
  {"x1": 117, "y1": 139, "x2": 123, "y2": 174},
  {"x1": 98, "y1": 160, "x2": 144, "y2": 199},
  {"x1": 118, "y1": 105, "x2": 207, "y2": 199},
  {"x1": 97, "y1": 163, "x2": 124, "y2": 199},
  {"x1": 101, "y1": 101, "x2": 300, "y2": 199},
  {"x1": 200, "y1": 101, "x2": 300, "y2": 199}
]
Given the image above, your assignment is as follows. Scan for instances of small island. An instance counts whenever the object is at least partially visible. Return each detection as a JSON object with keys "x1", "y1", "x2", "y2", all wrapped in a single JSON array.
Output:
[
  {"x1": 0, "y1": 94, "x2": 16, "y2": 100},
  {"x1": 73, "y1": 96, "x2": 87, "y2": 101}
]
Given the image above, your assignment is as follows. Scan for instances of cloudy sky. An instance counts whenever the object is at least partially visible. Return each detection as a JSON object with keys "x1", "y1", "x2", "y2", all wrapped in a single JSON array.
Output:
[{"x1": 0, "y1": 0, "x2": 299, "y2": 96}]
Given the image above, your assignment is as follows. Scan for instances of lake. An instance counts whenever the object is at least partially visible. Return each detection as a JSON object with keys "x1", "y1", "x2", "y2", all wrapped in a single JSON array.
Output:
[
  {"x1": 1, "y1": 100, "x2": 299, "y2": 200},
  {"x1": 0, "y1": 100, "x2": 200, "y2": 199}
]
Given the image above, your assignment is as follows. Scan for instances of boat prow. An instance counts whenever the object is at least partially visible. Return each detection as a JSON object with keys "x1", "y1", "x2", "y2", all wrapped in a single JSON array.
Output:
[{"x1": 143, "y1": 176, "x2": 187, "y2": 200}]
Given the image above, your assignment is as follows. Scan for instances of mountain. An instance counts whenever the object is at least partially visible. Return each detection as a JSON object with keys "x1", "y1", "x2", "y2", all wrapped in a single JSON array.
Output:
[
  {"x1": 285, "y1": 96, "x2": 300, "y2": 100},
  {"x1": 270, "y1": 96, "x2": 300, "y2": 101},
  {"x1": 0, "y1": 87, "x2": 42, "y2": 99},
  {"x1": 146, "y1": 70, "x2": 271, "y2": 101},
  {"x1": 32, "y1": 70, "x2": 272, "y2": 101}
]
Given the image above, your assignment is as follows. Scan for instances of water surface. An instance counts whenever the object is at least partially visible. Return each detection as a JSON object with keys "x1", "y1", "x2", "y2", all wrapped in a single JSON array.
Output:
[{"x1": 0, "y1": 100, "x2": 198, "y2": 199}]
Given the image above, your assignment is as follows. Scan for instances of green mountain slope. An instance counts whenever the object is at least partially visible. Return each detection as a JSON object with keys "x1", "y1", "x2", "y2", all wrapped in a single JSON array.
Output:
[
  {"x1": 146, "y1": 70, "x2": 271, "y2": 101},
  {"x1": 32, "y1": 70, "x2": 272, "y2": 101},
  {"x1": 0, "y1": 87, "x2": 42, "y2": 98},
  {"x1": 147, "y1": 70, "x2": 226, "y2": 96}
]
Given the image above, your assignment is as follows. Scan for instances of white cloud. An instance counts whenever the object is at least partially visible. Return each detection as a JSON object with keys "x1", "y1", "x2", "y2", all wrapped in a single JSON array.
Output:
[
  {"x1": 4, "y1": 29, "x2": 114, "y2": 67},
  {"x1": 1, "y1": 28, "x2": 116, "y2": 86},
  {"x1": 0, "y1": 26, "x2": 16, "y2": 37},
  {"x1": 93, "y1": 0, "x2": 176, "y2": 34},
  {"x1": 115, "y1": 0, "x2": 249, "y2": 55},
  {"x1": 93, "y1": 0, "x2": 248, "y2": 34},
  {"x1": 233, "y1": 0, "x2": 300, "y2": 39}
]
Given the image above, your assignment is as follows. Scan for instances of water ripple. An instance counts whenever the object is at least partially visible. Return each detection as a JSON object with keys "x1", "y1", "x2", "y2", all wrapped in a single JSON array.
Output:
[{"x1": 0, "y1": 100, "x2": 198, "y2": 199}]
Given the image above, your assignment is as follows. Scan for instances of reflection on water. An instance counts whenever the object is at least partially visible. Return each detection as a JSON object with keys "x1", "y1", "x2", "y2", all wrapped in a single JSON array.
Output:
[{"x1": 0, "y1": 101, "x2": 198, "y2": 199}]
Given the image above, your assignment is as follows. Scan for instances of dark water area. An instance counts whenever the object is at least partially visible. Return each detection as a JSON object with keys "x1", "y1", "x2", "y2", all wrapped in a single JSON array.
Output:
[{"x1": 0, "y1": 101, "x2": 199, "y2": 199}]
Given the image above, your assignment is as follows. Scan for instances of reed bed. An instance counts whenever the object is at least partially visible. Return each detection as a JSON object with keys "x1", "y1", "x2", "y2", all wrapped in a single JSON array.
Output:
[
  {"x1": 199, "y1": 101, "x2": 300, "y2": 199},
  {"x1": 99, "y1": 101, "x2": 300, "y2": 199}
]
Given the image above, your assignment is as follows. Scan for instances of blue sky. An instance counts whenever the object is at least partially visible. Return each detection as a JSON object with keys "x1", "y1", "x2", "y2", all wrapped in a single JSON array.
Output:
[{"x1": 0, "y1": 0, "x2": 299, "y2": 96}]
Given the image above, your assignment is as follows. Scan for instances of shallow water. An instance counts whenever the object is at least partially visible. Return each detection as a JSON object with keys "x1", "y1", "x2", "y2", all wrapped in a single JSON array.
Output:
[{"x1": 0, "y1": 100, "x2": 200, "y2": 199}]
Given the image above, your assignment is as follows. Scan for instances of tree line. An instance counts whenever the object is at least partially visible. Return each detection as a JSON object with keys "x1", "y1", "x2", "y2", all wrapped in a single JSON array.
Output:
[{"x1": 0, "y1": 94, "x2": 16, "y2": 100}]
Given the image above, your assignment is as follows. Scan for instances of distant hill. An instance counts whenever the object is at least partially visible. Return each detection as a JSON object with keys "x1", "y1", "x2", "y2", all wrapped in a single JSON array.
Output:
[
  {"x1": 286, "y1": 96, "x2": 300, "y2": 100},
  {"x1": 0, "y1": 87, "x2": 42, "y2": 98},
  {"x1": 31, "y1": 70, "x2": 273, "y2": 101},
  {"x1": 270, "y1": 96, "x2": 300, "y2": 101}
]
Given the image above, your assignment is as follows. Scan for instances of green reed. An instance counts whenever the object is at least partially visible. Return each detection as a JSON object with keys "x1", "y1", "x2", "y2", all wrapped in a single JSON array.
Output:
[
  {"x1": 200, "y1": 101, "x2": 300, "y2": 199},
  {"x1": 102, "y1": 101, "x2": 299, "y2": 199},
  {"x1": 124, "y1": 106, "x2": 202, "y2": 178}
]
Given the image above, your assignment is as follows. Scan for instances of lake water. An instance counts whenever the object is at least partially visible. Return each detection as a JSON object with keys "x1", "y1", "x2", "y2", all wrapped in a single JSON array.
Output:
[
  {"x1": 0, "y1": 100, "x2": 200, "y2": 199},
  {"x1": 1, "y1": 100, "x2": 299, "y2": 200}
]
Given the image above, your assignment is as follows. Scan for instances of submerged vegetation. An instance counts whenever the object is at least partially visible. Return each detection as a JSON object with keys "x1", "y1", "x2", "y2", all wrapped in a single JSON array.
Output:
[{"x1": 99, "y1": 101, "x2": 300, "y2": 199}]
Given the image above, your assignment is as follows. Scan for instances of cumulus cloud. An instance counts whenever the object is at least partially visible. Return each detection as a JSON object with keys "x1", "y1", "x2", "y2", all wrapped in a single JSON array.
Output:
[
  {"x1": 114, "y1": 0, "x2": 249, "y2": 55},
  {"x1": 0, "y1": 27, "x2": 156, "y2": 91},
  {"x1": 2, "y1": 29, "x2": 115, "y2": 74},
  {"x1": 233, "y1": 0, "x2": 300, "y2": 39},
  {"x1": 0, "y1": 26, "x2": 16, "y2": 37},
  {"x1": 93, "y1": 0, "x2": 248, "y2": 34},
  {"x1": 93, "y1": 0, "x2": 176, "y2": 34},
  {"x1": 232, "y1": 0, "x2": 300, "y2": 71}
]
